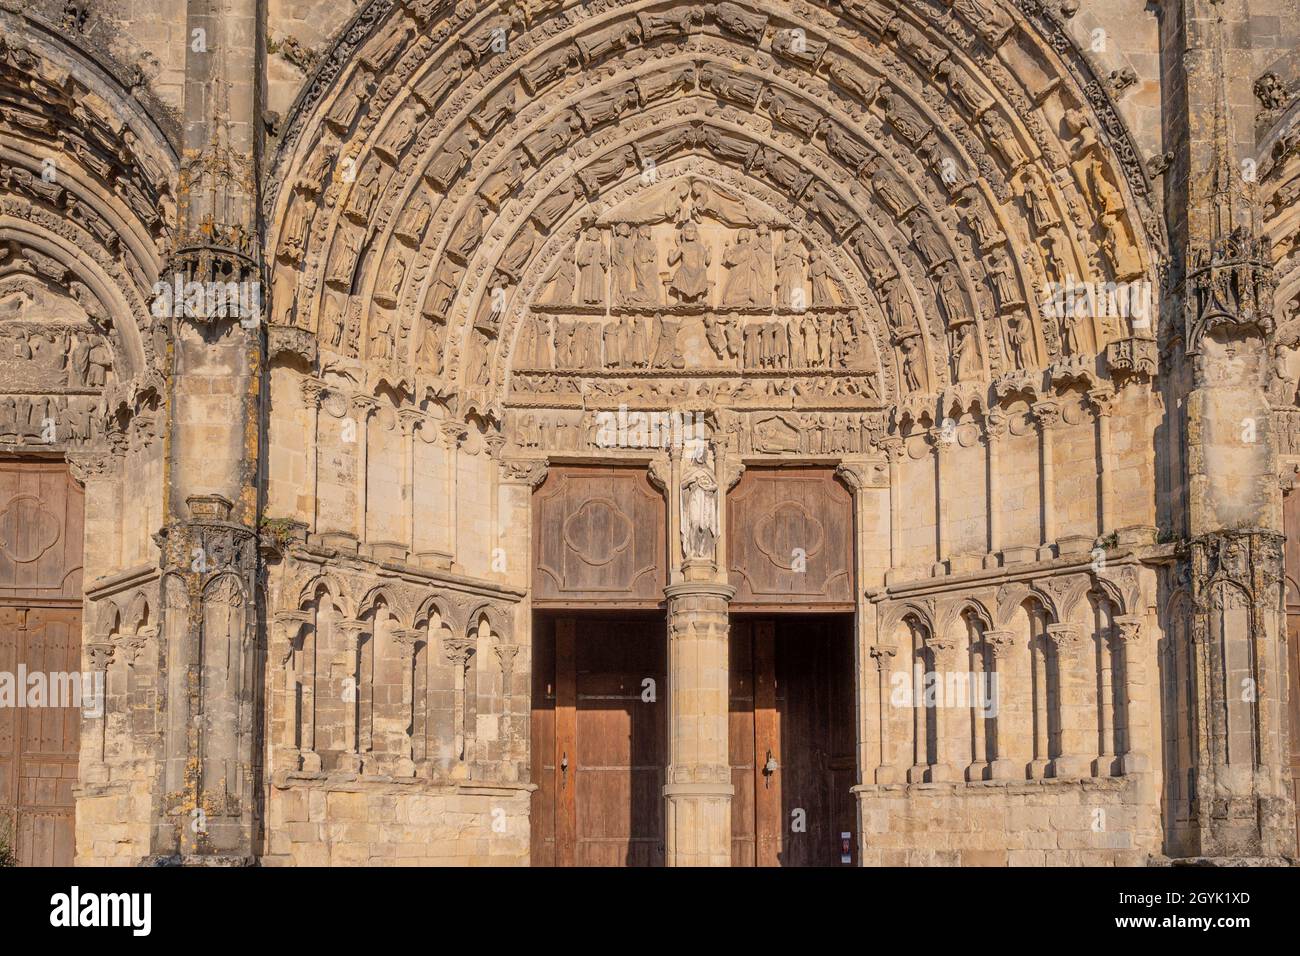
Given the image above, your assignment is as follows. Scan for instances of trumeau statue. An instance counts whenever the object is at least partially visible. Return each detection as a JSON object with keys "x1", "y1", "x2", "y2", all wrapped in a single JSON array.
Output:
[{"x1": 680, "y1": 437, "x2": 719, "y2": 563}]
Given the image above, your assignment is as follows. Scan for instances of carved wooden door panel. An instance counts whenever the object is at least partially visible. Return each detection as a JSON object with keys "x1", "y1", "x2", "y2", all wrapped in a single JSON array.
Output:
[
  {"x1": 531, "y1": 616, "x2": 666, "y2": 866},
  {"x1": 533, "y1": 466, "x2": 666, "y2": 608},
  {"x1": 731, "y1": 617, "x2": 856, "y2": 866},
  {"x1": 0, "y1": 461, "x2": 84, "y2": 866},
  {"x1": 728, "y1": 468, "x2": 854, "y2": 611}
]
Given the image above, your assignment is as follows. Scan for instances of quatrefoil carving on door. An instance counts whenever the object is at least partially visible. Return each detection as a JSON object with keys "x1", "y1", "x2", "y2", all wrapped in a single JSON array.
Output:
[
  {"x1": 754, "y1": 501, "x2": 824, "y2": 571},
  {"x1": 0, "y1": 494, "x2": 61, "y2": 564},
  {"x1": 561, "y1": 497, "x2": 632, "y2": 567}
]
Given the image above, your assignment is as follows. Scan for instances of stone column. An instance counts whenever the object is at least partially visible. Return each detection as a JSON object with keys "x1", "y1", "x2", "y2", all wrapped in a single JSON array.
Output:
[
  {"x1": 663, "y1": 581, "x2": 735, "y2": 867},
  {"x1": 391, "y1": 627, "x2": 422, "y2": 777},
  {"x1": 966, "y1": 633, "x2": 989, "y2": 782},
  {"x1": 1089, "y1": 389, "x2": 1115, "y2": 536},
  {"x1": 931, "y1": 427, "x2": 948, "y2": 574},
  {"x1": 336, "y1": 621, "x2": 368, "y2": 774},
  {"x1": 351, "y1": 396, "x2": 377, "y2": 544},
  {"x1": 1033, "y1": 399, "x2": 1060, "y2": 559},
  {"x1": 85, "y1": 640, "x2": 116, "y2": 783},
  {"x1": 984, "y1": 409, "x2": 1006, "y2": 567},
  {"x1": 836, "y1": 459, "x2": 891, "y2": 794},
  {"x1": 440, "y1": 422, "x2": 468, "y2": 566},
  {"x1": 984, "y1": 629, "x2": 1020, "y2": 780},
  {"x1": 300, "y1": 380, "x2": 323, "y2": 532},
  {"x1": 398, "y1": 410, "x2": 423, "y2": 557},
  {"x1": 660, "y1": 432, "x2": 735, "y2": 867},
  {"x1": 869, "y1": 644, "x2": 899, "y2": 783},
  {"x1": 445, "y1": 634, "x2": 476, "y2": 774},
  {"x1": 1046, "y1": 623, "x2": 1091, "y2": 778},
  {"x1": 273, "y1": 610, "x2": 312, "y2": 773},
  {"x1": 924, "y1": 634, "x2": 961, "y2": 782},
  {"x1": 1113, "y1": 615, "x2": 1150, "y2": 774}
]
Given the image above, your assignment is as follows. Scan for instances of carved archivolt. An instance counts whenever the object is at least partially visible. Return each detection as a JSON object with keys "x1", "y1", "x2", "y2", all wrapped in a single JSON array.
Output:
[
  {"x1": 0, "y1": 19, "x2": 179, "y2": 464},
  {"x1": 267, "y1": 0, "x2": 1161, "y2": 448}
]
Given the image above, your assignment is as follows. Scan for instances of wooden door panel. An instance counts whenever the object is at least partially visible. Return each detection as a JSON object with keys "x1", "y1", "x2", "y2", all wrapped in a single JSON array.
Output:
[
  {"x1": 731, "y1": 616, "x2": 856, "y2": 866},
  {"x1": 533, "y1": 616, "x2": 666, "y2": 867},
  {"x1": 533, "y1": 468, "x2": 666, "y2": 606},
  {"x1": 0, "y1": 606, "x2": 81, "y2": 867},
  {"x1": 730, "y1": 621, "x2": 756, "y2": 867},
  {"x1": 0, "y1": 461, "x2": 84, "y2": 600},
  {"x1": 727, "y1": 469, "x2": 854, "y2": 610}
]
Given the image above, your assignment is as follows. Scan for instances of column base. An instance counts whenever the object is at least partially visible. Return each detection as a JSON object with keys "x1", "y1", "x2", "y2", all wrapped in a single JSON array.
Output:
[
  {"x1": 664, "y1": 782, "x2": 734, "y2": 867},
  {"x1": 1050, "y1": 754, "x2": 1091, "y2": 778},
  {"x1": 989, "y1": 758, "x2": 1021, "y2": 781}
]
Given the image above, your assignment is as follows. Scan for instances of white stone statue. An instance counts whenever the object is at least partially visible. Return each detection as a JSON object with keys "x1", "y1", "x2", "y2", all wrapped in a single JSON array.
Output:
[{"x1": 680, "y1": 438, "x2": 719, "y2": 562}]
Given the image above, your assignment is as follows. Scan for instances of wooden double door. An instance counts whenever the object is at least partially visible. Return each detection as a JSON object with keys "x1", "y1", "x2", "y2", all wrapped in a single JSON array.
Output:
[
  {"x1": 530, "y1": 613, "x2": 856, "y2": 867},
  {"x1": 0, "y1": 459, "x2": 84, "y2": 866}
]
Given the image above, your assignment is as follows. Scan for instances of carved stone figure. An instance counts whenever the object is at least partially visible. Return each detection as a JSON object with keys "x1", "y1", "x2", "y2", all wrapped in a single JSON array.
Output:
[
  {"x1": 952, "y1": 322, "x2": 982, "y2": 382},
  {"x1": 808, "y1": 249, "x2": 836, "y2": 307},
  {"x1": 576, "y1": 228, "x2": 608, "y2": 306},
  {"x1": 393, "y1": 192, "x2": 432, "y2": 245},
  {"x1": 680, "y1": 439, "x2": 719, "y2": 562},
  {"x1": 908, "y1": 212, "x2": 954, "y2": 268},
  {"x1": 878, "y1": 88, "x2": 933, "y2": 144},
  {"x1": 699, "y1": 65, "x2": 764, "y2": 106},
  {"x1": 375, "y1": 104, "x2": 424, "y2": 163},
  {"x1": 669, "y1": 222, "x2": 711, "y2": 304},
  {"x1": 611, "y1": 223, "x2": 637, "y2": 307},
  {"x1": 851, "y1": 230, "x2": 895, "y2": 285},
  {"x1": 346, "y1": 160, "x2": 382, "y2": 221},
  {"x1": 775, "y1": 230, "x2": 808, "y2": 310},
  {"x1": 481, "y1": 151, "x2": 525, "y2": 207},
  {"x1": 447, "y1": 197, "x2": 489, "y2": 265},
  {"x1": 721, "y1": 229, "x2": 760, "y2": 308},
  {"x1": 422, "y1": 260, "x2": 464, "y2": 317},
  {"x1": 532, "y1": 179, "x2": 578, "y2": 233},
  {"x1": 425, "y1": 131, "x2": 478, "y2": 191},
  {"x1": 629, "y1": 225, "x2": 661, "y2": 307}
]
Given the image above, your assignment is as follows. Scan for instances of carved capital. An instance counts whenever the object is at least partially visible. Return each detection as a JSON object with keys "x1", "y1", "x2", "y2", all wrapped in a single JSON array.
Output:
[
  {"x1": 1112, "y1": 615, "x2": 1143, "y2": 645},
  {"x1": 300, "y1": 379, "x2": 325, "y2": 408},
  {"x1": 1045, "y1": 623, "x2": 1085, "y2": 659},
  {"x1": 444, "y1": 634, "x2": 476, "y2": 667},
  {"x1": 869, "y1": 644, "x2": 898, "y2": 671},
  {"x1": 391, "y1": 627, "x2": 423, "y2": 659},
  {"x1": 336, "y1": 620, "x2": 368, "y2": 653},
  {"x1": 440, "y1": 421, "x2": 469, "y2": 449},
  {"x1": 499, "y1": 457, "x2": 548, "y2": 487},
  {"x1": 1031, "y1": 400, "x2": 1062, "y2": 429},
  {"x1": 836, "y1": 459, "x2": 889, "y2": 491},
  {"x1": 984, "y1": 629, "x2": 1018, "y2": 659},
  {"x1": 86, "y1": 641, "x2": 116, "y2": 671}
]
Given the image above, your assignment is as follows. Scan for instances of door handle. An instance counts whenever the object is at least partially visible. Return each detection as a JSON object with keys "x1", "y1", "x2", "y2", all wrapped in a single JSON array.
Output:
[
  {"x1": 560, "y1": 751, "x2": 569, "y2": 788},
  {"x1": 763, "y1": 750, "x2": 779, "y2": 788}
]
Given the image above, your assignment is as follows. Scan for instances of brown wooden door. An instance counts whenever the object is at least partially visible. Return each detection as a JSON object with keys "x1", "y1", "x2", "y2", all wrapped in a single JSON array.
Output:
[
  {"x1": 731, "y1": 616, "x2": 856, "y2": 866},
  {"x1": 532, "y1": 615, "x2": 667, "y2": 866},
  {"x1": 0, "y1": 460, "x2": 84, "y2": 866}
]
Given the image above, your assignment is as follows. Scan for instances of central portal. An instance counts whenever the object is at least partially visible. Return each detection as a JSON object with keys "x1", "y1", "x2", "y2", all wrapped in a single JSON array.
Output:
[{"x1": 530, "y1": 611, "x2": 855, "y2": 867}]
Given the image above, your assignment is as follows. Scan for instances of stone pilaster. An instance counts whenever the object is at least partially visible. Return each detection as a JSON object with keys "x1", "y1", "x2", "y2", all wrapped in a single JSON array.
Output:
[{"x1": 1162, "y1": 0, "x2": 1296, "y2": 859}]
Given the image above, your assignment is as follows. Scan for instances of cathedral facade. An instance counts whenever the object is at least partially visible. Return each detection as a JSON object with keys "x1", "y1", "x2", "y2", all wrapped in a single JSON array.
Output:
[{"x1": 1, "y1": 0, "x2": 1299, "y2": 866}]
